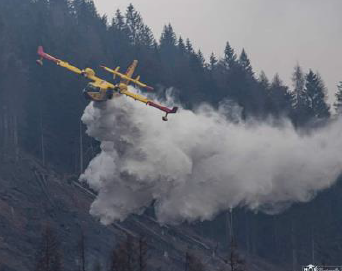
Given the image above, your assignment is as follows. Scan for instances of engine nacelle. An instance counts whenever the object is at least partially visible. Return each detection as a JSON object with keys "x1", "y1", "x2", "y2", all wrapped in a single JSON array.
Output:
[{"x1": 83, "y1": 68, "x2": 95, "y2": 77}]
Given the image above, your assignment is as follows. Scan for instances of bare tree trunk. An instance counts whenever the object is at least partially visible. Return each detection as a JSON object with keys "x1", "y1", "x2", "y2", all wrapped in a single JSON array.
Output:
[
  {"x1": 138, "y1": 235, "x2": 148, "y2": 271},
  {"x1": 251, "y1": 215, "x2": 257, "y2": 255},
  {"x1": 3, "y1": 105, "x2": 8, "y2": 156},
  {"x1": 13, "y1": 114, "x2": 19, "y2": 162},
  {"x1": 291, "y1": 219, "x2": 297, "y2": 271},
  {"x1": 0, "y1": 105, "x2": 4, "y2": 160},
  {"x1": 79, "y1": 121, "x2": 83, "y2": 174},
  {"x1": 79, "y1": 230, "x2": 86, "y2": 271},
  {"x1": 311, "y1": 226, "x2": 315, "y2": 264},
  {"x1": 227, "y1": 208, "x2": 234, "y2": 250},
  {"x1": 273, "y1": 216, "x2": 279, "y2": 256},
  {"x1": 184, "y1": 251, "x2": 189, "y2": 271},
  {"x1": 245, "y1": 212, "x2": 250, "y2": 254},
  {"x1": 40, "y1": 110, "x2": 45, "y2": 166},
  {"x1": 230, "y1": 209, "x2": 234, "y2": 241}
]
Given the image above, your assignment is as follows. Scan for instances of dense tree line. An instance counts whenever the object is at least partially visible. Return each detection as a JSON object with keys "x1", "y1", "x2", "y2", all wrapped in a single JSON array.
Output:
[{"x1": 0, "y1": 0, "x2": 338, "y2": 173}]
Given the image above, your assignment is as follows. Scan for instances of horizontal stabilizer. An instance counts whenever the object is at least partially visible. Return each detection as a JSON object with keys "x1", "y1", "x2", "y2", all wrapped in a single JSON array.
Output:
[
  {"x1": 170, "y1": 107, "x2": 178, "y2": 114},
  {"x1": 147, "y1": 102, "x2": 178, "y2": 114}
]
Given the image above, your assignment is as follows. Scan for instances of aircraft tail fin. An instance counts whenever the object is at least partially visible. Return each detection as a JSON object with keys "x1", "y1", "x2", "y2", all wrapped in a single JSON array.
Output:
[
  {"x1": 36, "y1": 45, "x2": 59, "y2": 64},
  {"x1": 36, "y1": 46, "x2": 44, "y2": 65},
  {"x1": 37, "y1": 46, "x2": 44, "y2": 56}
]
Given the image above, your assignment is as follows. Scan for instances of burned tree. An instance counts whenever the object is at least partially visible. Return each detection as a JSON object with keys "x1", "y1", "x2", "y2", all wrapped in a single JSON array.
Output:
[
  {"x1": 35, "y1": 224, "x2": 63, "y2": 271},
  {"x1": 78, "y1": 229, "x2": 86, "y2": 271},
  {"x1": 138, "y1": 235, "x2": 148, "y2": 271}
]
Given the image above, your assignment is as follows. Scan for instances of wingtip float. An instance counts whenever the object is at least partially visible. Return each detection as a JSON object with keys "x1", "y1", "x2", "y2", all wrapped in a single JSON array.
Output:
[{"x1": 36, "y1": 46, "x2": 178, "y2": 121}]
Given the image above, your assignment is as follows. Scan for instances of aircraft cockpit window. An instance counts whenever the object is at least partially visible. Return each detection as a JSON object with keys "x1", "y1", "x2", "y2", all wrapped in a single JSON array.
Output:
[{"x1": 85, "y1": 84, "x2": 100, "y2": 92}]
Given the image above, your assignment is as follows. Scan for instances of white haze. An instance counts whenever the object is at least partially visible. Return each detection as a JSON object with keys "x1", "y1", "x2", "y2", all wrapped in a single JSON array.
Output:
[{"x1": 80, "y1": 89, "x2": 342, "y2": 225}]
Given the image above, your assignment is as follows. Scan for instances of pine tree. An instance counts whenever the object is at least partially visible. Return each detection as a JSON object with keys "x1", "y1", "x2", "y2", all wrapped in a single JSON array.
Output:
[
  {"x1": 160, "y1": 24, "x2": 177, "y2": 48},
  {"x1": 223, "y1": 41, "x2": 237, "y2": 70},
  {"x1": 197, "y1": 50, "x2": 205, "y2": 68},
  {"x1": 178, "y1": 36, "x2": 186, "y2": 54},
  {"x1": 210, "y1": 52, "x2": 218, "y2": 71},
  {"x1": 269, "y1": 74, "x2": 294, "y2": 117},
  {"x1": 258, "y1": 71, "x2": 270, "y2": 90},
  {"x1": 35, "y1": 225, "x2": 63, "y2": 271},
  {"x1": 292, "y1": 64, "x2": 306, "y2": 109},
  {"x1": 125, "y1": 4, "x2": 144, "y2": 45},
  {"x1": 334, "y1": 82, "x2": 342, "y2": 115},
  {"x1": 112, "y1": 9, "x2": 125, "y2": 31},
  {"x1": 159, "y1": 23, "x2": 178, "y2": 69},
  {"x1": 138, "y1": 25, "x2": 154, "y2": 48},
  {"x1": 185, "y1": 38, "x2": 194, "y2": 54},
  {"x1": 138, "y1": 235, "x2": 148, "y2": 271},
  {"x1": 238, "y1": 48, "x2": 253, "y2": 77},
  {"x1": 291, "y1": 64, "x2": 309, "y2": 125},
  {"x1": 305, "y1": 70, "x2": 330, "y2": 119}
]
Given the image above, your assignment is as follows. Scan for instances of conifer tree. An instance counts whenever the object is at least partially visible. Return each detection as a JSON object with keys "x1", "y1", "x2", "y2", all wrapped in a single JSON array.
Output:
[
  {"x1": 159, "y1": 23, "x2": 178, "y2": 71},
  {"x1": 112, "y1": 9, "x2": 125, "y2": 31},
  {"x1": 223, "y1": 41, "x2": 237, "y2": 70},
  {"x1": 238, "y1": 48, "x2": 253, "y2": 77},
  {"x1": 305, "y1": 70, "x2": 330, "y2": 119},
  {"x1": 160, "y1": 24, "x2": 177, "y2": 48},
  {"x1": 138, "y1": 25, "x2": 154, "y2": 48},
  {"x1": 197, "y1": 50, "x2": 205, "y2": 68},
  {"x1": 292, "y1": 64, "x2": 306, "y2": 110},
  {"x1": 35, "y1": 225, "x2": 63, "y2": 271},
  {"x1": 185, "y1": 38, "x2": 194, "y2": 54},
  {"x1": 291, "y1": 64, "x2": 311, "y2": 125},
  {"x1": 269, "y1": 74, "x2": 294, "y2": 117},
  {"x1": 334, "y1": 82, "x2": 342, "y2": 115},
  {"x1": 125, "y1": 4, "x2": 144, "y2": 45},
  {"x1": 178, "y1": 36, "x2": 186, "y2": 54},
  {"x1": 210, "y1": 52, "x2": 218, "y2": 71},
  {"x1": 258, "y1": 71, "x2": 270, "y2": 90}
]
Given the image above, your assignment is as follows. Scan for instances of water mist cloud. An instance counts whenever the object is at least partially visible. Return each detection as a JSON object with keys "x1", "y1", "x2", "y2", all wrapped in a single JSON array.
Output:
[{"x1": 80, "y1": 90, "x2": 342, "y2": 225}]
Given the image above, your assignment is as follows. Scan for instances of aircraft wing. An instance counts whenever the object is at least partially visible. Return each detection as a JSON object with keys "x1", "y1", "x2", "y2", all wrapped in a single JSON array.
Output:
[
  {"x1": 37, "y1": 46, "x2": 111, "y2": 85},
  {"x1": 120, "y1": 89, "x2": 178, "y2": 115},
  {"x1": 100, "y1": 64, "x2": 154, "y2": 91},
  {"x1": 37, "y1": 46, "x2": 83, "y2": 75},
  {"x1": 120, "y1": 89, "x2": 150, "y2": 104}
]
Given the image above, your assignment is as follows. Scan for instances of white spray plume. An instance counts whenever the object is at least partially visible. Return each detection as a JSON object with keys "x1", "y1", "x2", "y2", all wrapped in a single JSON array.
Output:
[{"x1": 80, "y1": 89, "x2": 342, "y2": 225}]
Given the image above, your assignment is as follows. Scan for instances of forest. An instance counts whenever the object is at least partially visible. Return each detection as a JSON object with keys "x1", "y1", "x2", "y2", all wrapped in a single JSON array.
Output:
[{"x1": 1, "y1": 0, "x2": 342, "y2": 270}]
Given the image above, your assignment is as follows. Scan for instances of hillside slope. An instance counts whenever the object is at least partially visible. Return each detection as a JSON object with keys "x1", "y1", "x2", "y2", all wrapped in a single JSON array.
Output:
[{"x1": 0, "y1": 153, "x2": 282, "y2": 271}]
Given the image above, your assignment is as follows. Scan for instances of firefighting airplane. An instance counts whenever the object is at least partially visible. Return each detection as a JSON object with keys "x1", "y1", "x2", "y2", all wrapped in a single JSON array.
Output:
[{"x1": 36, "y1": 46, "x2": 178, "y2": 121}]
